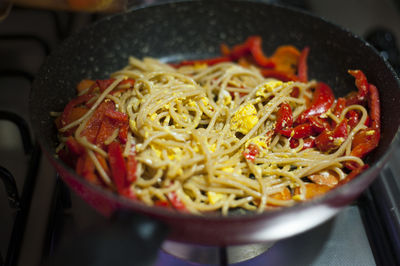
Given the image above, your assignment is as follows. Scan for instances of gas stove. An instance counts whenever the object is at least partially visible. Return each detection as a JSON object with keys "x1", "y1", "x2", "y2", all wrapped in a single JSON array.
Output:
[{"x1": 0, "y1": 1, "x2": 400, "y2": 265}]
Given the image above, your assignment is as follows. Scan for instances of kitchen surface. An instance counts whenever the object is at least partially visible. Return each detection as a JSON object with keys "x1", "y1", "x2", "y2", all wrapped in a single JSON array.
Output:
[{"x1": 0, "y1": 0, "x2": 400, "y2": 265}]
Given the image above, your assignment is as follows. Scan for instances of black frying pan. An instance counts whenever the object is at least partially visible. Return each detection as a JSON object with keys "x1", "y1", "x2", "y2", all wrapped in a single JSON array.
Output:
[{"x1": 30, "y1": 0, "x2": 400, "y2": 264}]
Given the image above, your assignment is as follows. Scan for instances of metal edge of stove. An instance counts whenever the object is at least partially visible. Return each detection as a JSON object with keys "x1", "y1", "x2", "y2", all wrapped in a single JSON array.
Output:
[
  {"x1": 359, "y1": 150, "x2": 400, "y2": 265},
  {"x1": 358, "y1": 24, "x2": 400, "y2": 266},
  {"x1": 1, "y1": 1, "x2": 400, "y2": 266},
  {"x1": 0, "y1": 138, "x2": 42, "y2": 266}
]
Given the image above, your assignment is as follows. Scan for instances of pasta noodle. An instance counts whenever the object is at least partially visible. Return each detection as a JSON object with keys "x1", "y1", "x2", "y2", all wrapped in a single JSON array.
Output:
[{"x1": 55, "y1": 38, "x2": 380, "y2": 215}]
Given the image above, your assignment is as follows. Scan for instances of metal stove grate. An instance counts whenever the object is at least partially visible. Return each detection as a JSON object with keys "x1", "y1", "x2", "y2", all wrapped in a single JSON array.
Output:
[
  {"x1": 0, "y1": 112, "x2": 40, "y2": 266},
  {"x1": 0, "y1": 2, "x2": 399, "y2": 266}
]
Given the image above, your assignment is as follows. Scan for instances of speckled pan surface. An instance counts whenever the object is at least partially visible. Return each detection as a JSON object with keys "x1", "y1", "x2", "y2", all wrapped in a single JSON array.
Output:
[{"x1": 30, "y1": 0, "x2": 400, "y2": 244}]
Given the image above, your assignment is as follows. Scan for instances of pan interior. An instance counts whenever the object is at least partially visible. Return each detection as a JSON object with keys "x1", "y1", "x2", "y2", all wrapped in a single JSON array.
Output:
[{"x1": 30, "y1": 0, "x2": 400, "y2": 218}]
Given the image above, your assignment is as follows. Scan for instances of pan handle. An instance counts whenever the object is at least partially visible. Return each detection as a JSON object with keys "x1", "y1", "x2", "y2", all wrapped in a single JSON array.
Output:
[{"x1": 44, "y1": 211, "x2": 168, "y2": 266}]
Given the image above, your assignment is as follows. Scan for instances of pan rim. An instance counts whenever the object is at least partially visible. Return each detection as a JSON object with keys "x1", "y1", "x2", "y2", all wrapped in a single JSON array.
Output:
[{"x1": 30, "y1": 0, "x2": 400, "y2": 223}]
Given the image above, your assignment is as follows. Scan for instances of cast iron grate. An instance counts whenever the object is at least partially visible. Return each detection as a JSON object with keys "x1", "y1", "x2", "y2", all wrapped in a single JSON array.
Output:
[{"x1": 0, "y1": 111, "x2": 41, "y2": 266}]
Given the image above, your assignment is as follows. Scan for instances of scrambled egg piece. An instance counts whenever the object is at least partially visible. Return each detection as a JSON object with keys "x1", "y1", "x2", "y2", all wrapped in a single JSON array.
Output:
[
  {"x1": 150, "y1": 143, "x2": 162, "y2": 158},
  {"x1": 201, "y1": 97, "x2": 209, "y2": 106},
  {"x1": 150, "y1": 144, "x2": 183, "y2": 160},
  {"x1": 221, "y1": 90, "x2": 232, "y2": 106},
  {"x1": 188, "y1": 100, "x2": 197, "y2": 107},
  {"x1": 244, "y1": 136, "x2": 271, "y2": 157},
  {"x1": 129, "y1": 119, "x2": 136, "y2": 131},
  {"x1": 231, "y1": 104, "x2": 259, "y2": 134},
  {"x1": 199, "y1": 96, "x2": 214, "y2": 112},
  {"x1": 149, "y1": 113, "x2": 157, "y2": 121},
  {"x1": 333, "y1": 137, "x2": 345, "y2": 146},
  {"x1": 207, "y1": 191, "x2": 225, "y2": 204},
  {"x1": 193, "y1": 144, "x2": 200, "y2": 153},
  {"x1": 292, "y1": 194, "x2": 302, "y2": 201},
  {"x1": 221, "y1": 167, "x2": 242, "y2": 175},
  {"x1": 222, "y1": 167, "x2": 234, "y2": 173},
  {"x1": 256, "y1": 80, "x2": 293, "y2": 98},
  {"x1": 245, "y1": 136, "x2": 270, "y2": 150},
  {"x1": 207, "y1": 143, "x2": 217, "y2": 153},
  {"x1": 366, "y1": 130, "x2": 376, "y2": 135},
  {"x1": 194, "y1": 63, "x2": 208, "y2": 70}
]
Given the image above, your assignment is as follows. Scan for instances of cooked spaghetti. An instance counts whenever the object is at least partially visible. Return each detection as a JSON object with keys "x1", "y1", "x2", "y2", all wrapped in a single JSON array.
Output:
[{"x1": 55, "y1": 36, "x2": 380, "y2": 215}]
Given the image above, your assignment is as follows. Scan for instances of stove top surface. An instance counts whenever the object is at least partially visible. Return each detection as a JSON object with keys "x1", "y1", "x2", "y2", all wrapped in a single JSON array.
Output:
[{"x1": 0, "y1": 1, "x2": 400, "y2": 265}]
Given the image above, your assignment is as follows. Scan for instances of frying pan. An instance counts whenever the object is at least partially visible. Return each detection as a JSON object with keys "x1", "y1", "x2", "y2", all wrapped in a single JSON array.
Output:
[{"x1": 30, "y1": 0, "x2": 400, "y2": 264}]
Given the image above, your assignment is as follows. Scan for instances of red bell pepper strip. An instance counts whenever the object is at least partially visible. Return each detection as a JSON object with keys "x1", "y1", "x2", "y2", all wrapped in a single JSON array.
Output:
[
  {"x1": 76, "y1": 79, "x2": 95, "y2": 94},
  {"x1": 105, "y1": 108, "x2": 128, "y2": 122},
  {"x1": 95, "y1": 152, "x2": 110, "y2": 177},
  {"x1": 368, "y1": 84, "x2": 380, "y2": 132},
  {"x1": 270, "y1": 45, "x2": 301, "y2": 74},
  {"x1": 65, "y1": 136, "x2": 84, "y2": 155},
  {"x1": 60, "y1": 93, "x2": 94, "y2": 127},
  {"x1": 336, "y1": 164, "x2": 369, "y2": 187},
  {"x1": 96, "y1": 108, "x2": 130, "y2": 147},
  {"x1": 346, "y1": 81, "x2": 380, "y2": 169},
  {"x1": 260, "y1": 69, "x2": 299, "y2": 82},
  {"x1": 345, "y1": 111, "x2": 372, "y2": 129},
  {"x1": 315, "y1": 119, "x2": 348, "y2": 152},
  {"x1": 104, "y1": 108, "x2": 129, "y2": 144},
  {"x1": 86, "y1": 79, "x2": 115, "y2": 94},
  {"x1": 275, "y1": 102, "x2": 293, "y2": 134},
  {"x1": 289, "y1": 138, "x2": 299, "y2": 149},
  {"x1": 111, "y1": 79, "x2": 135, "y2": 95},
  {"x1": 280, "y1": 123, "x2": 313, "y2": 139},
  {"x1": 95, "y1": 116, "x2": 117, "y2": 147},
  {"x1": 296, "y1": 82, "x2": 335, "y2": 124},
  {"x1": 220, "y1": 43, "x2": 231, "y2": 56},
  {"x1": 126, "y1": 147, "x2": 137, "y2": 183},
  {"x1": 76, "y1": 152, "x2": 100, "y2": 185},
  {"x1": 350, "y1": 128, "x2": 380, "y2": 157},
  {"x1": 154, "y1": 200, "x2": 170, "y2": 207},
  {"x1": 248, "y1": 36, "x2": 275, "y2": 68},
  {"x1": 97, "y1": 79, "x2": 116, "y2": 92},
  {"x1": 290, "y1": 87, "x2": 300, "y2": 98},
  {"x1": 346, "y1": 70, "x2": 369, "y2": 105},
  {"x1": 224, "y1": 36, "x2": 275, "y2": 68},
  {"x1": 302, "y1": 137, "x2": 316, "y2": 150},
  {"x1": 75, "y1": 155, "x2": 84, "y2": 175},
  {"x1": 108, "y1": 141, "x2": 127, "y2": 193},
  {"x1": 289, "y1": 137, "x2": 315, "y2": 150},
  {"x1": 308, "y1": 116, "x2": 332, "y2": 134},
  {"x1": 167, "y1": 191, "x2": 186, "y2": 211},
  {"x1": 120, "y1": 187, "x2": 137, "y2": 200},
  {"x1": 118, "y1": 122, "x2": 129, "y2": 144},
  {"x1": 243, "y1": 143, "x2": 260, "y2": 162},
  {"x1": 297, "y1": 46, "x2": 310, "y2": 82},
  {"x1": 80, "y1": 100, "x2": 115, "y2": 143},
  {"x1": 291, "y1": 123, "x2": 314, "y2": 139},
  {"x1": 295, "y1": 183, "x2": 332, "y2": 200},
  {"x1": 69, "y1": 107, "x2": 89, "y2": 122},
  {"x1": 346, "y1": 110, "x2": 360, "y2": 129},
  {"x1": 118, "y1": 78, "x2": 135, "y2": 87},
  {"x1": 364, "y1": 116, "x2": 371, "y2": 128},
  {"x1": 333, "y1": 97, "x2": 346, "y2": 118},
  {"x1": 228, "y1": 38, "x2": 253, "y2": 60}
]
